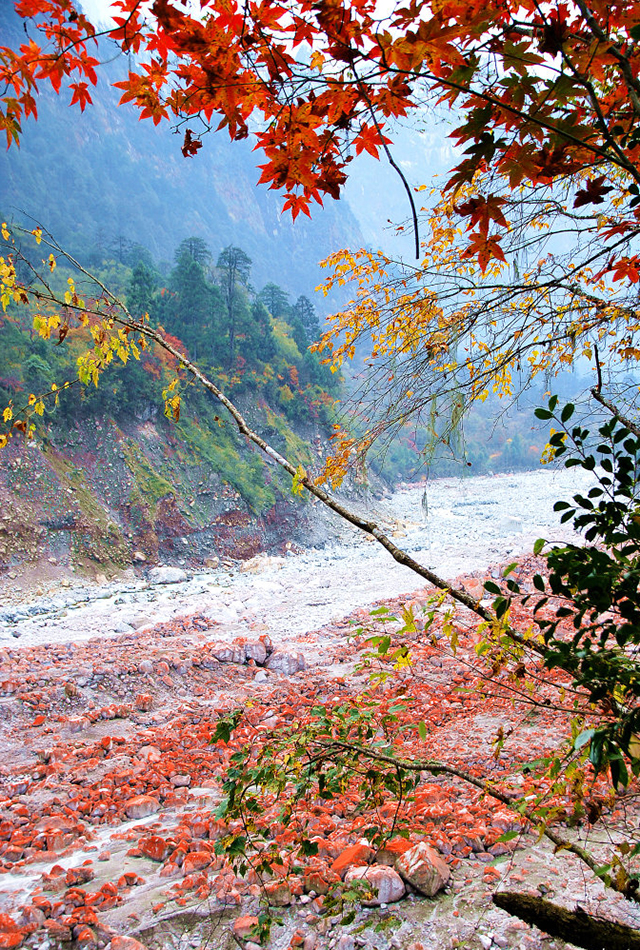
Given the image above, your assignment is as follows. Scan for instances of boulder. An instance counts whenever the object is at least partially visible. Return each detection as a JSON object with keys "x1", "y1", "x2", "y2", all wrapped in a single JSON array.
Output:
[
  {"x1": 266, "y1": 650, "x2": 306, "y2": 675},
  {"x1": 211, "y1": 644, "x2": 245, "y2": 664},
  {"x1": 182, "y1": 851, "x2": 212, "y2": 875},
  {"x1": 244, "y1": 640, "x2": 268, "y2": 664},
  {"x1": 396, "y1": 841, "x2": 450, "y2": 897},
  {"x1": 232, "y1": 916, "x2": 258, "y2": 940},
  {"x1": 170, "y1": 774, "x2": 191, "y2": 788},
  {"x1": 148, "y1": 566, "x2": 187, "y2": 584},
  {"x1": 376, "y1": 837, "x2": 414, "y2": 866},
  {"x1": 344, "y1": 865, "x2": 406, "y2": 905},
  {"x1": 139, "y1": 836, "x2": 170, "y2": 862},
  {"x1": 110, "y1": 937, "x2": 150, "y2": 950}
]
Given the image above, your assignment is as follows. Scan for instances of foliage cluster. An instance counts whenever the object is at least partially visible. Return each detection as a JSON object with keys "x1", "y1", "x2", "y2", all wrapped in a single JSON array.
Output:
[{"x1": 0, "y1": 233, "x2": 338, "y2": 436}]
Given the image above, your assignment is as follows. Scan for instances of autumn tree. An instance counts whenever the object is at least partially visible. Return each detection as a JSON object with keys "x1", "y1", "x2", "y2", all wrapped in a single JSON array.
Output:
[{"x1": 4, "y1": 0, "x2": 640, "y2": 941}]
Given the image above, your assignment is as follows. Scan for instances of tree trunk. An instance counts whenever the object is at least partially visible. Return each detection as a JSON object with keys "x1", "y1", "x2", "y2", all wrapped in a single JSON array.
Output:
[{"x1": 492, "y1": 891, "x2": 640, "y2": 950}]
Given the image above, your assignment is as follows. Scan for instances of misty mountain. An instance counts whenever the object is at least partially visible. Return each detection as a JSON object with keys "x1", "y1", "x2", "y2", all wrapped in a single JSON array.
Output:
[{"x1": 0, "y1": 7, "x2": 362, "y2": 303}]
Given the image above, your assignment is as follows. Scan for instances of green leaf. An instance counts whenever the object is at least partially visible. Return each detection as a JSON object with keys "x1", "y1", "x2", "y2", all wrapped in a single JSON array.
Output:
[
  {"x1": 418, "y1": 720, "x2": 427, "y2": 741},
  {"x1": 574, "y1": 728, "x2": 594, "y2": 750},
  {"x1": 560, "y1": 403, "x2": 575, "y2": 423},
  {"x1": 300, "y1": 838, "x2": 319, "y2": 856},
  {"x1": 484, "y1": 580, "x2": 501, "y2": 594},
  {"x1": 496, "y1": 830, "x2": 519, "y2": 842},
  {"x1": 533, "y1": 537, "x2": 546, "y2": 555}
]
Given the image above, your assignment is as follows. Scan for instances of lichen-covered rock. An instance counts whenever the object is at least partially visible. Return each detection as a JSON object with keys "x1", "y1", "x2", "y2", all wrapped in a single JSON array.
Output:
[
  {"x1": 396, "y1": 841, "x2": 450, "y2": 896},
  {"x1": 331, "y1": 842, "x2": 374, "y2": 878},
  {"x1": 123, "y1": 796, "x2": 160, "y2": 820}
]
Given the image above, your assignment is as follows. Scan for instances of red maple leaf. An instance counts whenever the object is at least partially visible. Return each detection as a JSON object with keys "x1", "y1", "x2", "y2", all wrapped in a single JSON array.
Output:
[{"x1": 181, "y1": 128, "x2": 202, "y2": 158}]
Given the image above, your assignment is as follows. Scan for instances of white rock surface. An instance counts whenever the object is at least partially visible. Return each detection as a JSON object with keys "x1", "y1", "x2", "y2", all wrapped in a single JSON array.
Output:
[
  {"x1": 0, "y1": 469, "x2": 596, "y2": 650},
  {"x1": 345, "y1": 865, "x2": 406, "y2": 905},
  {"x1": 148, "y1": 566, "x2": 188, "y2": 584}
]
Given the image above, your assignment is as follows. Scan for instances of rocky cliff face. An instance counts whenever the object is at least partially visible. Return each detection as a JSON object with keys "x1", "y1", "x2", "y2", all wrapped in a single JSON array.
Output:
[{"x1": 0, "y1": 408, "x2": 330, "y2": 586}]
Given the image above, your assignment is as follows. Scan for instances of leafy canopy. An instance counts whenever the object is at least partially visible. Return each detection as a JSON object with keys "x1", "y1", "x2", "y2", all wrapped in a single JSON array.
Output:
[{"x1": 2, "y1": 0, "x2": 640, "y2": 247}]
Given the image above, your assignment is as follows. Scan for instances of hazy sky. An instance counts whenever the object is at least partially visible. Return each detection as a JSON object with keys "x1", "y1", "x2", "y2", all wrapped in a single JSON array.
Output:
[{"x1": 80, "y1": 0, "x2": 115, "y2": 24}]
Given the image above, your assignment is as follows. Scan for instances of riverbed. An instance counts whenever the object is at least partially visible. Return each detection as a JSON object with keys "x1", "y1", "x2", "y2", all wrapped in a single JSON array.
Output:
[{"x1": 0, "y1": 467, "x2": 594, "y2": 649}]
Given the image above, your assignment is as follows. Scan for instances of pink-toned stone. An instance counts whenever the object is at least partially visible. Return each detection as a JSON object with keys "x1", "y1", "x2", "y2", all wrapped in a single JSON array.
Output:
[
  {"x1": 182, "y1": 851, "x2": 212, "y2": 875},
  {"x1": 138, "y1": 836, "x2": 170, "y2": 862},
  {"x1": 211, "y1": 644, "x2": 245, "y2": 664},
  {"x1": 170, "y1": 774, "x2": 191, "y2": 788},
  {"x1": 265, "y1": 650, "x2": 305, "y2": 675},
  {"x1": 396, "y1": 841, "x2": 450, "y2": 897},
  {"x1": 345, "y1": 865, "x2": 405, "y2": 905},
  {"x1": 243, "y1": 641, "x2": 267, "y2": 664},
  {"x1": 109, "y1": 937, "x2": 150, "y2": 950},
  {"x1": 376, "y1": 837, "x2": 413, "y2": 866},
  {"x1": 232, "y1": 915, "x2": 258, "y2": 939},
  {"x1": 264, "y1": 879, "x2": 293, "y2": 906},
  {"x1": 123, "y1": 796, "x2": 160, "y2": 820}
]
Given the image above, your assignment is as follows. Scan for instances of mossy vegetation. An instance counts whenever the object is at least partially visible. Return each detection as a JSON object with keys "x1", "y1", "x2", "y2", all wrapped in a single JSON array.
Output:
[
  {"x1": 43, "y1": 447, "x2": 130, "y2": 569},
  {"x1": 177, "y1": 416, "x2": 277, "y2": 514},
  {"x1": 123, "y1": 441, "x2": 174, "y2": 509}
]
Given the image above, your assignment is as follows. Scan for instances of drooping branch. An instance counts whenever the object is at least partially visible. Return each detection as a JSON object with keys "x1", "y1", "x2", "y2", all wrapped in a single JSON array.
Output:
[
  {"x1": 591, "y1": 345, "x2": 640, "y2": 438},
  {"x1": 4, "y1": 230, "x2": 548, "y2": 663},
  {"x1": 314, "y1": 738, "x2": 628, "y2": 896}
]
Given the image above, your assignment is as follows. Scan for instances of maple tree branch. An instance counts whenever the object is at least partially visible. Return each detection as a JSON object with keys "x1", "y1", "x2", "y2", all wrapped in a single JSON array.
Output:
[
  {"x1": 12, "y1": 229, "x2": 549, "y2": 662},
  {"x1": 353, "y1": 68, "x2": 420, "y2": 258},
  {"x1": 403, "y1": 67, "x2": 640, "y2": 185},
  {"x1": 573, "y1": 0, "x2": 640, "y2": 120}
]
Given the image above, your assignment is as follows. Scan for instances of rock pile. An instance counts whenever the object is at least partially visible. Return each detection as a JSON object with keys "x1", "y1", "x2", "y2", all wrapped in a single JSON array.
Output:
[{"x1": 0, "y1": 564, "x2": 635, "y2": 950}]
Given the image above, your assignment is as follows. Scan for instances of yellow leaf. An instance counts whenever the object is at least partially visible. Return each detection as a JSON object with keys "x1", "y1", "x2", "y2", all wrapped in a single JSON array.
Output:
[
  {"x1": 292, "y1": 464, "x2": 307, "y2": 497},
  {"x1": 1, "y1": 223, "x2": 9, "y2": 241},
  {"x1": 32, "y1": 228, "x2": 42, "y2": 245},
  {"x1": 2, "y1": 405, "x2": 12, "y2": 423}
]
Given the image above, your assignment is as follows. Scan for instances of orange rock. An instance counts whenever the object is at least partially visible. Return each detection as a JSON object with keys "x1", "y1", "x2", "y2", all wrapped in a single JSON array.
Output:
[
  {"x1": 302, "y1": 867, "x2": 340, "y2": 895},
  {"x1": 376, "y1": 837, "x2": 413, "y2": 866},
  {"x1": 0, "y1": 935, "x2": 22, "y2": 949},
  {"x1": 110, "y1": 937, "x2": 150, "y2": 950},
  {"x1": 182, "y1": 851, "x2": 212, "y2": 875},
  {"x1": 331, "y1": 843, "x2": 374, "y2": 878},
  {"x1": 0, "y1": 917, "x2": 19, "y2": 934},
  {"x1": 72, "y1": 925, "x2": 97, "y2": 948},
  {"x1": 396, "y1": 842, "x2": 450, "y2": 897},
  {"x1": 138, "y1": 836, "x2": 170, "y2": 862},
  {"x1": 232, "y1": 915, "x2": 258, "y2": 939},
  {"x1": 264, "y1": 879, "x2": 292, "y2": 906}
]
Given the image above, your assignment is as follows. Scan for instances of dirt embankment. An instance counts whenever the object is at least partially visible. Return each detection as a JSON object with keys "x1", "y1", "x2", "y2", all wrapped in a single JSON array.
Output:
[{"x1": 0, "y1": 413, "x2": 336, "y2": 590}]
